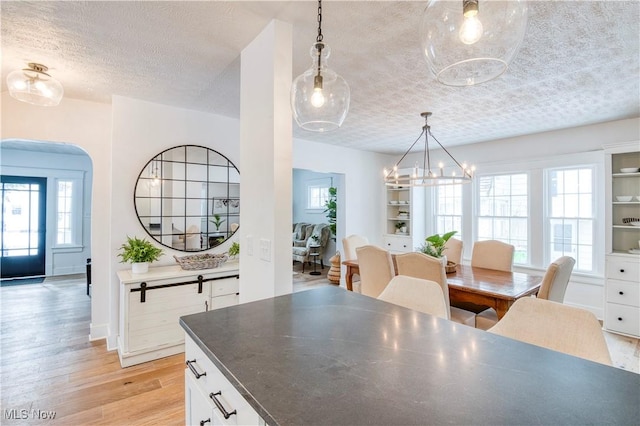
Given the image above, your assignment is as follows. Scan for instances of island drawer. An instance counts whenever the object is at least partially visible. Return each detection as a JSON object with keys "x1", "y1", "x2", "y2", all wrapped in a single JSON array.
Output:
[{"x1": 185, "y1": 335, "x2": 261, "y2": 425}]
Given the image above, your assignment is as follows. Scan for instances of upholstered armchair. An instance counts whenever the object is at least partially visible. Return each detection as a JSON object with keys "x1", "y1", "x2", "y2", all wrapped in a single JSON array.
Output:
[
  {"x1": 292, "y1": 223, "x2": 314, "y2": 247},
  {"x1": 292, "y1": 223, "x2": 330, "y2": 272}
]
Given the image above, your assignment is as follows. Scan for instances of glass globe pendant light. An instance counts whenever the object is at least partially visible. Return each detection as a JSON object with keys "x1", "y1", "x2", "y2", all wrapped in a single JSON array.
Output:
[
  {"x1": 291, "y1": 0, "x2": 350, "y2": 132},
  {"x1": 420, "y1": 0, "x2": 528, "y2": 86},
  {"x1": 6, "y1": 63, "x2": 64, "y2": 106}
]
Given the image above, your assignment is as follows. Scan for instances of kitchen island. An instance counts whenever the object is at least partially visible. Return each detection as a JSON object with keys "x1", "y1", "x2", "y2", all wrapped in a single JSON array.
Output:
[{"x1": 180, "y1": 286, "x2": 639, "y2": 425}]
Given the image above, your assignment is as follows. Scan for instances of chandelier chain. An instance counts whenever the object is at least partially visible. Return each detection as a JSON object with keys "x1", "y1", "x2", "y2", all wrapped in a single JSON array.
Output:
[{"x1": 316, "y1": 0, "x2": 323, "y2": 43}]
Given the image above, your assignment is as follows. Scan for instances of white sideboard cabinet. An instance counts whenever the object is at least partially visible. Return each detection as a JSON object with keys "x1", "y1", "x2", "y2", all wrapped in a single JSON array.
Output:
[
  {"x1": 604, "y1": 143, "x2": 640, "y2": 338},
  {"x1": 117, "y1": 262, "x2": 239, "y2": 367}
]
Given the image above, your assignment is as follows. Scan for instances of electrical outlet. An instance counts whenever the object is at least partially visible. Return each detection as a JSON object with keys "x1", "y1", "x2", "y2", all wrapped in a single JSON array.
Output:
[
  {"x1": 246, "y1": 235, "x2": 253, "y2": 256},
  {"x1": 259, "y1": 239, "x2": 271, "y2": 262}
]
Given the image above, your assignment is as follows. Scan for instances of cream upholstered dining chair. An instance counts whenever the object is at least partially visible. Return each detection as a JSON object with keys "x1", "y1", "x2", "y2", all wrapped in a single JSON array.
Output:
[
  {"x1": 355, "y1": 245, "x2": 395, "y2": 298},
  {"x1": 476, "y1": 256, "x2": 577, "y2": 330},
  {"x1": 443, "y1": 237, "x2": 463, "y2": 265},
  {"x1": 536, "y1": 256, "x2": 576, "y2": 302},
  {"x1": 488, "y1": 297, "x2": 612, "y2": 366},
  {"x1": 342, "y1": 234, "x2": 370, "y2": 261},
  {"x1": 395, "y1": 252, "x2": 476, "y2": 327},
  {"x1": 471, "y1": 240, "x2": 515, "y2": 271},
  {"x1": 342, "y1": 235, "x2": 370, "y2": 291},
  {"x1": 378, "y1": 275, "x2": 449, "y2": 320},
  {"x1": 468, "y1": 240, "x2": 515, "y2": 329}
]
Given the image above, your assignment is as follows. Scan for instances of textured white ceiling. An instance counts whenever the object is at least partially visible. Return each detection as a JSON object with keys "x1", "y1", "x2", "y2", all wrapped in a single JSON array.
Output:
[{"x1": 2, "y1": 1, "x2": 638, "y2": 154}]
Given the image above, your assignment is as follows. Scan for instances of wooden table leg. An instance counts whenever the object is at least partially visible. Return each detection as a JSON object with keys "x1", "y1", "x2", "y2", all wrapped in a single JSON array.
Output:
[
  {"x1": 495, "y1": 300, "x2": 512, "y2": 320},
  {"x1": 345, "y1": 265, "x2": 353, "y2": 291}
]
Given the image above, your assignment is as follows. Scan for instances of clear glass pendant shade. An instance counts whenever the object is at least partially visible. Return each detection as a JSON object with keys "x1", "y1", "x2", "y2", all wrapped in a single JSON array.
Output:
[
  {"x1": 420, "y1": 0, "x2": 528, "y2": 86},
  {"x1": 291, "y1": 42, "x2": 350, "y2": 132},
  {"x1": 6, "y1": 63, "x2": 64, "y2": 106}
]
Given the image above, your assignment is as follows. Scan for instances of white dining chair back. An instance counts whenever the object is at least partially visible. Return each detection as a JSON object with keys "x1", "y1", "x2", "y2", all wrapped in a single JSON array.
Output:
[
  {"x1": 342, "y1": 234, "x2": 369, "y2": 261},
  {"x1": 355, "y1": 245, "x2": 394, "y2": 298},
  {"x1": 443, "y1": 237, "x2": 463, "y2": 265},
  {"x1": 488, "y1": 297, "x2": 612, "y2": 366},
  {"x1": 378, "y1": 275, "x2": 449, "y2": 320},
  {"x1": 395, "y1": 252, "x2": 476, "y2": 327},
  {"x1": 471, "y1": 240, "x2": 514, "y2": 272},
  {"x1": 537, "y1": 256, "x2": 576, "y2": 303}
]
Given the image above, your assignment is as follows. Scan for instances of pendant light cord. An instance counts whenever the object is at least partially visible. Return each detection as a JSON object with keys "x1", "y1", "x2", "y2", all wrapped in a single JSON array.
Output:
[{"x1": 315, "y1": 0, "x2": 324, "y2": 81}]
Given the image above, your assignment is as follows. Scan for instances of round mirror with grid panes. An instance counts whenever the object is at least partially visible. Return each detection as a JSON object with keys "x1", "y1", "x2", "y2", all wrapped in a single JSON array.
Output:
[{"x1": 134, "y1": 145, "x2": 240, "y2": 252}]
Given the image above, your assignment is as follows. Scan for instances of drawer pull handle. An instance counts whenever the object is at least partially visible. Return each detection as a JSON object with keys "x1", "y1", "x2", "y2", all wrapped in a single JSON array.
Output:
[
  {"x1": 618, "y1": 317, "x2": 623, "y2": 321},
  {"x1": 619, "y1": 291, "x2": 624, "y2": 295},
  {"x1": 186, "y1": 359, "x2": 206, "y2": 379},
  {"x1": 210, "y1": 391, "x2": 237, "y2": 419},
  {"x1": 619, "y1": 269, "x2": 625, "y2": 273},
  {"x1": 200, "y1": 419, "x2": 211, "y2": 426}
]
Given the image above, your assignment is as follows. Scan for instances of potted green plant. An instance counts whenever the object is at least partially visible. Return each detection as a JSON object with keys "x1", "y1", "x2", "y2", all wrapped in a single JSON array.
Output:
[
  {"x1": 228, "y1": 241, "x2": 240, "y2": 258},
  {"x1": 210, "y1": 214, "x2": 226, "y2": 232},
  {"x1": 418, "y1": 231, "x2": 457, "y2": 259},
  {"x1": 323, "y1": 187, "x2": 337, "y2": 241},
  {"x1": 395, "y1": 222, "x2": 407, "y2": 234},
  {"x1": 118, "y1": 236, "x2": 164, "y2": 274}
]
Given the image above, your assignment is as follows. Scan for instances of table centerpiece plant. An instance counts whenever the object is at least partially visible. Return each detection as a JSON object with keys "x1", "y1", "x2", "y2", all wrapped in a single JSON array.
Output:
[{"x1": 418, "y1": 231, "x2": 457, "y2": 272}]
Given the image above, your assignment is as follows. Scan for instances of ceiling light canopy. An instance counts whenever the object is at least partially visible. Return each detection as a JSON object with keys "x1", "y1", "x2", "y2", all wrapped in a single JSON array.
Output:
[
  {"x1": 384, "y1": 112, "x2": 474, "y2": 187},
  {"x1": 6, "y1": 63, "x2": 64, "y2": 106},
  {"x1": 420, "y1": 0, "x2": 528, "y2": 86},
  {"x1": 291, "y1": 0, "x2": 350, "y2": 132}
]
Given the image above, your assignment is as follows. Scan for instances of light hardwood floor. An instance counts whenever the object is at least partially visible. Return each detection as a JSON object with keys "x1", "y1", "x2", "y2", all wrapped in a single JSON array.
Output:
[{"x1": 1, "y1": 274, "x2": 637, "y2": 425}]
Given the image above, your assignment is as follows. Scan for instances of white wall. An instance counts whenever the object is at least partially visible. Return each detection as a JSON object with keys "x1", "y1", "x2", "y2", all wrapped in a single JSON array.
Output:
[
  {"x1": 0, "y1": 147, "x2": 92, "y2": 276},
  {"x1": 110, "y1": 95, "x2": 240, "y2": 348},
  {"x1": 1, "y1": 92, "x2": 113, "y2": 342}
]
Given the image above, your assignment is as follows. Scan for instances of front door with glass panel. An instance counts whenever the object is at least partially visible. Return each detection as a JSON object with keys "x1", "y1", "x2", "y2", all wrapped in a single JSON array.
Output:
[{"x1": 1, "y1": 176, "x2": 47, "y2": 278}]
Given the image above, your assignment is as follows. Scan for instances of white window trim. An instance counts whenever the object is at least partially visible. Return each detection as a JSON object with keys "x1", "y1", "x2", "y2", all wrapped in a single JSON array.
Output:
[
  {"x1": 54, "y1": 176, "x2": 84, "y2": 248},
  {"x1": 305, "y1": 177, "x2": 333, "y2": 212}
]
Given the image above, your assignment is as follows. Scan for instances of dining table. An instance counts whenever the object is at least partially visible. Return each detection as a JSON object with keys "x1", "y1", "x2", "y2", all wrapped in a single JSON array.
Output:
[{"x1": 342, "y1": 259, "x2": 542, "y2": 319}]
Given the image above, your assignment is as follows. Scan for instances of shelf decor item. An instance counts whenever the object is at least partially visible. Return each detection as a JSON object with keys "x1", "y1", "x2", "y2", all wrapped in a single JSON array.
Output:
[
  {"x1": 118, "y1": 236, "x2": 164, "y2": 274},
  {"x1": 174, "y1": 253, "x2": 229, "y2": 270}
]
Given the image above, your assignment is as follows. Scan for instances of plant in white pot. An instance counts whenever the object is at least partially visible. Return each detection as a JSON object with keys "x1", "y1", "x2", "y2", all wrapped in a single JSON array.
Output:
[
  {"x1": 118, "y1": 236, "x2": 164, "y2": 274},
  {"x1": 418, "y1": 231, "x2": 457, "y2": 272}
]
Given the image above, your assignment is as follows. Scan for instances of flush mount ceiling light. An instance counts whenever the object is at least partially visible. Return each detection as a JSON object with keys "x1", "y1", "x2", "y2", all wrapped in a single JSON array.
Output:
[
  {"x1": 384, "y1": 112, "x2": 475, "y2": 187},
  {"x1": 6, "y1": 63, "x2": 64, "y2": 106},
  {"x1": 291, "y1": 0, "x2": 350, "y2": 132},
  {"x1": 420, "y1": 0, "x2": 528, "y2": 86}
]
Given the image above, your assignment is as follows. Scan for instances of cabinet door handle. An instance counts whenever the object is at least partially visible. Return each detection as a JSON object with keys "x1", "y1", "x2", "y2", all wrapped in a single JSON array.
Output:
[
  {"x1": 617, "y1": 317, "x2": 623, "y2": 321},
  {"x1": 619, "y1": 269, "x2": 625, "y2": 273},
  {"x1": 200, "y1": 419, "x2": 211, "y2": 426},
  {"x1": 210, "y1": 391, "x2": 237, "y2": 419},
  {"x1": 186, "y1": 359, "x2": 206, "y2": 379},
  {"x1": 619, "y1": 291, "x2": 624, "y2": 295}
]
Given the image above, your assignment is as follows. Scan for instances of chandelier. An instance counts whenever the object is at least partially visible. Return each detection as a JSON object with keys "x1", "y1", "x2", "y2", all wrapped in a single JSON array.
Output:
[
  {"x1": 290, "y1": 0, "x2": 350, "y2": 132},
  {"x1": 384, "y1": 112, "x2": 474, "y2": 187},
  {"x1": 6, "y1": 63, "x2": 64, "y2": 106},
  {"x1": 420, "y1": 0, "x2": 529, "y2": 86}
]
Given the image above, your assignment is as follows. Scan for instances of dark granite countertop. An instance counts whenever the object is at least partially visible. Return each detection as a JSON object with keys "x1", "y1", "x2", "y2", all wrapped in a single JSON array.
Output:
[{"x1": 180, "y1": 286, "x2": 639, "y2": 426}]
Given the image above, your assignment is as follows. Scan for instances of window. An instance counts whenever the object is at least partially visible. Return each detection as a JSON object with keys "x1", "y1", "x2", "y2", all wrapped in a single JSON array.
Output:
[
  {"x1": 434, "y1": 184, "x2": 462, "y2": 238},
  {"x1": 477, "y1": 173, "x2": 528, "y2": 264},
  {"x1": 57, "y1": 180, "x2": 74, "y2": 245},
  {"x1": 306, "y1": 179, "x2": 332, "y2": 210},
  {"x1": 546, "y1": 167, "x2": 594, "y2": 272}
]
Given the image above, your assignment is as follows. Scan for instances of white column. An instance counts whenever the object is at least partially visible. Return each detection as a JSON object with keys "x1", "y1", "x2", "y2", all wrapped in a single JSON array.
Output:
[{"x1": 239, "y1": 20, "x2": 293, "y2": 303}]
